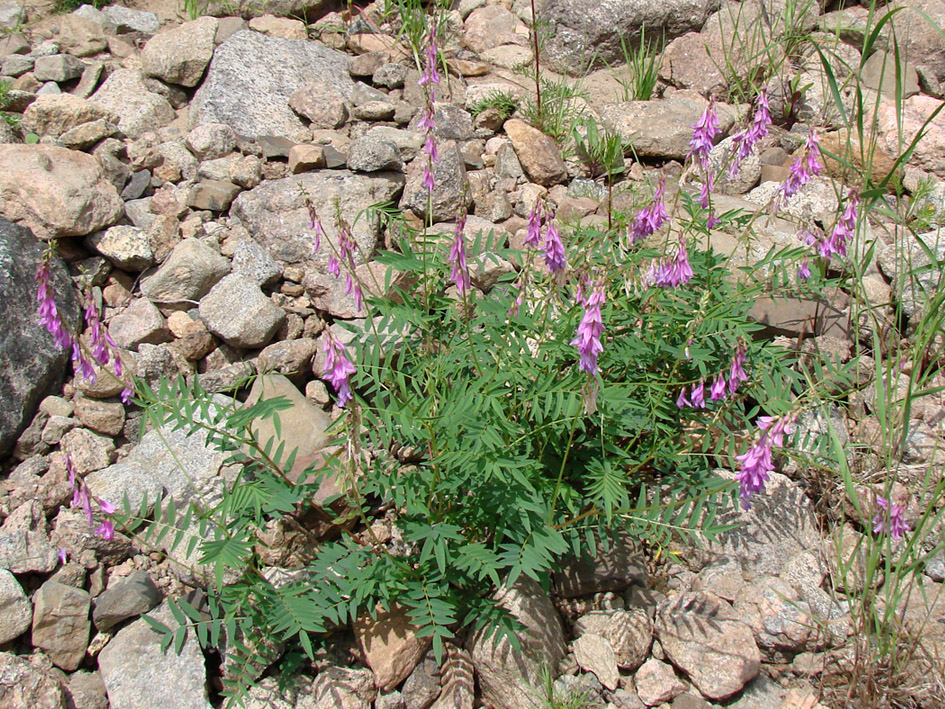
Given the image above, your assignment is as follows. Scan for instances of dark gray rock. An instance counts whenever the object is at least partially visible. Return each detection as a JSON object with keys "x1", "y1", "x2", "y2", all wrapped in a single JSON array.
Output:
[
  {"x1": 0, "y1": 218, "x2": 79, "y2": 457},
  {"x1": 190, "y1": 30, "x2": 354, "y2": 142},
  {"x1": 539, "y1": 0, "x2": 716, "y2": 75},
  {"x1": 93, "y1": 570, "x2": 162, "y2": 631}
]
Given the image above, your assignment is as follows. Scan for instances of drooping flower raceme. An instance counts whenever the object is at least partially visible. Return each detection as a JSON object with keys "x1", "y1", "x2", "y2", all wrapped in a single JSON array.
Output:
[
  {"x1": 873, "y1": 496, "x2": 910, "y2": 540},
  {"x1": 647, "y1": 238, "x2": 694, "y2": 288},
  {"x1": 526, "y1": 201, "x2": 543, "y2": 248},
  {"x1": 778, "y1": 129, "x2": 822, "y2": 207},
  {"x1": 629, "y1": 179, "x2": 668, "y2": 243},
  {"x1": 66, "y1": 453, "x2": 116, "y2": 541},
  {"x1": 322, "y1": 333, "x2": 357, "y2": 407},
  {"x1": 819, "y1": 190, "x2": 859, "y2": 259},
  {"x1": 729, "y1": 88, "x2": 771, "y2": 178},
  {"x1": 36, "y1": 257, "x2": 71, "y2": 350},
  {"x1": 571, "y1": 279, "x2": 606, "y2": 375},
  {"x1": 418, "y1": 28, "x2": 439, "y2": 196},
  {"x1": 736, "y1": 414, "x2": 795, "y2": 508},
  {"x1": 728, "y1": 345, "x2": 749, "y2": 394},
  {"x1": 543, "y1": 219, "x2": 566, "y2": 273},
  {"x1": 688, "y1": 99, "x2": 721, "y2": 168}
]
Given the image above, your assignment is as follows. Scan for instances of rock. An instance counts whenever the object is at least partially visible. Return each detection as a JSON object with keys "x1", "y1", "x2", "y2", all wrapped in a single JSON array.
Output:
[
  {"x1": 93, "y1": 570, "x2": 162, "y2": 631},
  {"x1": 288, "y1": 144, "x2": 326, "y2": 173},
  {"x1": 140, "y1": 237, "x2": 230, "y2": 305},
  {"x1": 733, "y1": 578, "x2": 819, "y2": 661},
  {"x1": 0, "y1": 219, "x2": 79, "y2": 456},
  {"x1": 66, "y1": 671, "x2": 108, "y2": 709},
  {"x1": 400, "y1": 140, "x2": 470, "y2": 222},
  {"x1": 818, "y1": 131, "x2": 899, "y2": 186},
  {"x1": 231, "y1": 238, "x2": 282, "y2": 287},
  {"x1": 0, "y1": 568, "x2": 31, "y2": 643},
  {"x1": 635, "y1": 658, "x2": 687, "y2": 706},
  {"x1": 347, "y1": 136, "x2": 403, "y2": 172},
  {"x1": 503, "y1": 119, "x2": 568, "y2": 186},
  {"x1": 58, "y1": 14, "x2": 107, "y2": 57},
  {"x1": 0, "y1": 498, "x2": 59, "y2": 574},
  {"x1": 99, "y1": 600, "x2": 212, "y2": 709},
  {"x1": 186, "y1": 122, "x2": 237, "y2": 161},
  {"x1": 700, "y1": 471, "x2": 821, "y2": 580},
  {"x1": 860, "y1": 50, "x2": 920, "y2": 98},
  {"x1": 660, "y1": 32, "x2": 728, "y2": 99},
  {"x1": 876, "y1": 94, "x2": 945, "y2": 179},
  {"x1": 469, "y1": 577, "x2": 566, "y2": 708},
  {"x1": 463, "y1": 5, "x2": 528, "y2": 53},
  {"x1": 573, "y1": 633, "x2": 619, "y2": 690},
  {"x1": 656, "y1": 592, "x2": 761, "y2": 700},
  {"x1": 60, "y1": 427, "x2": 116, "y2": 474},
  {"x1": 374, "y1": 62, "x2": 407, "y2": 89},
  {"x1": 288, "y1": 80, "x2": 349, "y2": 129},
  {"x1": 0, "y1": 652, "x2": 66, "y2": 708},
  {"x1": 198, "y1": 274, "x2": 284, "y2": 349},
  {"x1": 352, "y1": 99, "x2": 397, "y2": 121},
  {"x1": 85, "y1": 459, "x2": 163, "y2": 517},
  {"x1": 0, "y1": 145, "x2": 123, "y2": 238},
  {"x1": 889, "y1": 0, "x2": 945, "y2": 85},
  {"x1": 187, "y1": 180, "x2": 241, "y2": 211},
  {"x1": 257, "y1": 339, "x2": 317, "y2": 378},
  {"x1": 707, "y1": 135, "x2": 761, "y2": 195},
  {"x1": 60, "y1": 118, "x2": 112, "y2": 150},
  {"x1": 355, "y1": 605, "x2": 432, "y2": 692},
  {"x1": 245, "y1": 374, "x2": 331, "y2": 483},
  {"x1": 108, "y1": 298, "x2": 170, "y2": 350},
  {"x1": 141, "y1": 17, "x2": 217, "y2": 88},
  {"x1": 102, "y1": 5, "x2": 160, "y2": 34},
  {"x1": 310, "y1": 666, "x2": 376, "y2": 708},
  {"x1": 554, "y1": 534, "x2": 647, "y2": 597},
  {"x1": 88, "y1": 225, "x2": 153, "y2": 271},
  {"x1": 191, "y1": 30, "x2": 354, "y2": 142},
  {"x1": 247, "y1": 14, "x2": 306, "y2": 39},
  {"x1": 32, "y1": 54, "x2": 84, "y2": 83},
  {"x1": 538, "y1": 0, "x2": 714, "y2": 74},
  {"x1": 89, "y1": 69, "x2": 175, "y2": 138},
  {"x1": 574, "y1": 609, "x2": 653, "y2": 670},
  {"x1": 231, "y1": 169, "x2": 403, "y2": 274},
  {"x1": 602, "y1": 96, "x2": 737, "y2": 160},
  {"x1": 31, "y1": 580, "x2": 91, "y2": 671}
]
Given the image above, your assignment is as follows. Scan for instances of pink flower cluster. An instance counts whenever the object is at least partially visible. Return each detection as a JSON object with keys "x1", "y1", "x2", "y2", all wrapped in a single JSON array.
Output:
[
  {"x1": 571, "y1": 279, "x2": 606, "y2": 375},
  {"x1": 873, "y1": 496, "x2": 910, "y2": 540},
  {"x1": 629, "y1": 179, "x2": 669, "y2": 244},
  {"x1": 449, "y1": 212, "x2": 470, "y2": 296},
  {"x1": 322, "y1": 332, "x2": 357, "y2": 408},
  {"x1": 646, "y1": 239, "x2": 694, "y2": 288},
  {"x1": 67, "y1": 454, "x2": 115, "y2": 541},
  {"x1": 525, "y1": 201, "x2": 566, "y2": 274},
  {"x1": 688, "y1": 100, "x2": 721, "y2": 218},
  {"x1": 736, "y1": 414, "x2": 795, "y2": 508},
  {"x1": 677, "y1": 346, "x2": 748, "y2": 409},
  {"x1": 418, "y1": 28, "x2": 440, "y2": 195},
  {"x1": 778, "y1": 130, "x2": 823, "y2": 207},
  {"x1": 819, "y1": 190, "x2": 859, "y2": 259},
  {"x1": 729, "y1": 88, "x2": 771, "y2": 178},
  {"x1": 36, "y1": 251, "x2": 133, "y2": 404}
]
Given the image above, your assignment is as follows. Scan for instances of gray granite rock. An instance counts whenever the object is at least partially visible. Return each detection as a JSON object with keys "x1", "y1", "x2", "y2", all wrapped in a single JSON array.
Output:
[
  {"x1": 0, "y1": 568, "x2": 32, "y2": 644},
  {"x1": 347, "y1": 136, "x2": 403, "y2": 172},
  {"x1": 198, "y1": 274, "x2": 285, "y2": 349},
  {"x1": 0, "y1": 652, "x2": 66, "y2": 708},
  {"x1": 31, "y1": 579, "x2": 91, "y2": 671},
  {"x1": 141, "y1": 17, "x2": 217, "y2": 88},
  {"x1": 0, "y1": 499, "x2": 58, "y2": 574},
  {"x1": 89, "y1": 69, "x2": 175, "y2": 137},
  {"x1": 93, "y1": 570, "x2": 162, "y2": 631},
  {"x1": 99, "y1": 600, "x2": 212, "y2": 709},
  {"x1": 191, "y1": 30, "x2": 354, "y2": 142},
  {"x1": 140, "y1": 237, "x2": 230, "y2": 306},
  {"x1": 87, "y1": 225, "x2": 154, "y2": 271}
]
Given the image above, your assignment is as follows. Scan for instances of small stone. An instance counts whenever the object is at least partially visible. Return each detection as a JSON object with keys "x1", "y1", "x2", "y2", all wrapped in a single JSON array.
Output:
[
  {"x1": 504, "y1": 118, "x2": 567, "y2": 186},
  {"x1": 353, "y1": 100, "x2": 397, "y2": 121},
  {"x1": 355, "y1": 605, "x2": 432, "y2": 692},
  {"x1": 0, "y1": 568, "x2": 32, "y2": 644},
  {"x1": 60, "y1": 427, "x2": 116, "y2": 474},
  {"x1": 31, "y1": 579, "x2": 91, "y2": 671},
  {"x1": 140, "y1": 237, "x2": 230, "y2": 305},
  {"x1": 573, "y1": 633, "x2": 619, "y2": 690},
  {"x1": 58, "y1": 14, "x2": 107, "y2": 57},
  {"x1": 288, "y1": 144, "x2": 326, "y2": 173},
  {"x1": 32, "y1": 54, "x2": 84, "y2": 83},
  {"x1": 247, "y1": 15, "x2": 307, "y2": 40},
  {"x1": 257, "y1": 339, "x2": 317, "y2": 378},
  {"x1": 0, "y1": 500, "x2": 58, "y2": 573},
  {"x1": 40, "y1": 415, "x2": 76, "y2": 445},
  {"x1": 288, "y1": 81, "x2": 349, "y2": 129},
  {"x1": 66, "y1": 670, "x2": 109, "y2": 709},
  {"x1": 186, "y1": 122, "x2": 236, "y2": 161},
  {"x1": 73, "y1": 396, "x2": 125, "y2": 437},
  {"x1": 93, "y1": 570, "x2": 162, "y2": 631},
  {"x1": 635, "y1": 659, "x2": 687, "y2": 707},
  {"x1": 59, "y1": 118, "x2": 112, "y2": 150},
  {"x1": 108, "y1": 298, "x2": 170, "y2": 350},
  {"x1": 347, "y1": 136, "x2": 402, "y2": 172},
  {"x1": 0, "y1": 652, "x2": 66, "y2": 708},
  {"x1": 187, "y1": 180, "x2": 241, "y2": 211},
  {"x1": 373, "y1": 62, "x2": 407, "y2": 89},
  {"x1": 87, "y1": 225, "x2": 154, "y2": 271},
  {"x1": 198, "y1": 274, "x2": 285, "y2": 349},
  {"x1": 257, "y1": 135, "x2": 296, "y2": 159}
]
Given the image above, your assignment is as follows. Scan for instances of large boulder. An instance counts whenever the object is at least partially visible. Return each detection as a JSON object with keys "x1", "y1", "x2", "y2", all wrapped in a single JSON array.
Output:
[
  {"x1": 538, "y1": 0, "x2": 718, "y2": 75},
  {"x1": 0, "y1": 218, "x2": 79, "y2": 457},
  {"x1": 230, "y1": 169, "x2": 403, "y2": 274},
  {"x1": 89, "y1": 69, "x2": 176, "y2": 138},
  {"x1": 141, "y1": 16, "x2": 217, "y2": 87},
  {"x1": 190, "y1": 30, "x2": 354, "y2": 142},
  {"x1": 0, "y1": 146, "x2": 124, "y2": 239}
]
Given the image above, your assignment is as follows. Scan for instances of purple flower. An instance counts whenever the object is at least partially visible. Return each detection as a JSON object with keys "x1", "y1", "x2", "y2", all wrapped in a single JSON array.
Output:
[
  {"x1": 873, "y1": 496, "x2": 910, "y2": 540},
  {"x1": 424, "y1": 133, "x2": 439, "y2": 164},
  {"x1": 676, "y1": 389, "x2": 691, "y2": 408},
  {"x1": 120, "y1": 387, "x2": 133, "y2": 405},
  {"x1": 728, "y1": 346, "x2": 748, "y2": 394},
  {"x1": 648, "y1": 239, "x2": 694, "y2": 288},
  {"x1": 710, "y1": 375, "x2": 727, "y2": 401},
  {"x1": 526, "y1": 202, "x2": 543, "y2": 248},
  {"x1": 736, "y1": 414, "x2": 794, "y2": 507},
  {"x1": 543, "y1": 219, "x2": 566, "y2": 273},
  {"x1": 570, "y1": 279, "x2": 606, "y2": 375},
  {"x1": 798, "y1": 260, "x2": 812, "y2": 280},
  {"x1": 778, "y1": 130, "x2": 822, "y2": 206},
  {"x1": 312, "y1": 218, "x2": 325, "y2": 253},
  {"x1": 322, "y1": 333, "x2": 357, "y2": 407},
  {"x1": 690, "y1": 381, "x2": 706, "y2": 408},
  {"x1": 422, "y1": 164, "x2": 436, "y2": 194},
  {"x1": 99, "y1": 498, "x2": 116, "y2": 515},
  {"x1": 688, "y1": 99, "x2": 721, "y2": 168},
  {"x1": 72, "y1": 341, "x2": 96, "y2": 384},
  {"x1": 95, "y1": 520, "x2": 115, "y2": 541},
  {"x1": 820, "y1": 190, "x2": 859, "y2": 259},
  {"x1": 418, "y1": 29, "x2": 439, "y2": 87},
  {"x1": 729, "y1": 88, "x2": 771, "y2": 178},
  {"x1": 58, "y1": 548, "x2": 68, "y2": 565},
  {"x1": 36, "y1": 258, "x2": 71, "y2": 350},
  {"x1": 449, "y1": 214, "x2": 470, "y2": 295},
  {"x1": 629, "y1": 179, "x2": 668, "y2": 243}
]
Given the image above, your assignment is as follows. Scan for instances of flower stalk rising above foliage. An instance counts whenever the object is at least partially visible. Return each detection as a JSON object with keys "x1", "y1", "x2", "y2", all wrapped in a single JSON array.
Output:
[
  {"x1": 629, "y1": 179, "x2": 668, "y2": 243},
  {"x1": 571, "y1": 278, "x2": 606, "y2": 375},
  {"x1": 729, "y1": 88, "x2": 771, "y2": 178},
  {"x1": 873, "y1": 496, "x2": 910, "y2": 540},
  {"x1": 449, "y1": 212, "x2": 470, "y2": 295},
  {"x1": 322, "y1": 332, "x2": 357, "y2": 407}
]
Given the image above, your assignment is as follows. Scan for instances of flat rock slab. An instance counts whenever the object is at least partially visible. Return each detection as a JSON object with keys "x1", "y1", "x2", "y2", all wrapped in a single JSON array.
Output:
[
  {"x1": 190, "y1": 30, "x2": 354, "y2": 142},
  {"x1": 230, "y1": 169, "x2": 403, "y2": 275},
  {"x1": 656, "y1": 592, "x2": 761, "y2": 701}
]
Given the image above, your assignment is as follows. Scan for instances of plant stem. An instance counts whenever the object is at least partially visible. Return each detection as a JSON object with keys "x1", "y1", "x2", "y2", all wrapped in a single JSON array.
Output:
[{"x1": 530, "y1": 0, "x2": 541, "y2": 121}]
